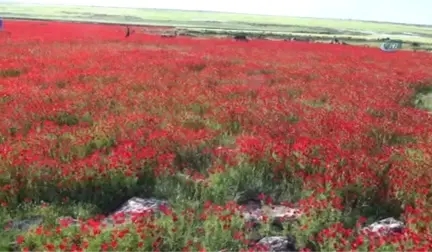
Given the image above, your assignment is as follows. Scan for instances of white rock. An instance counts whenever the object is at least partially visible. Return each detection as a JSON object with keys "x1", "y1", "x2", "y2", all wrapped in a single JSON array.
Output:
[
  {"x1": 363, "y1": 217, "x2": 404, "y2": 235},
  {"x1": 103, "y1": 197, "x2": 168, "y2": 225},
  {"x1": 114, "y1": 197, "x2": 168, "y2": 215},
  {"x1": 258, "y1": 236, "x2": 296, "y2": 252}
]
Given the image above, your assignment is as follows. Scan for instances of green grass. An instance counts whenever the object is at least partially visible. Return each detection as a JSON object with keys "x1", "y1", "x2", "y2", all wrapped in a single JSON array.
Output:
[
  {"x1": 0, "y1": 156, "x2": 404, "y2": 251},
  {"x1": 413, "y1": 85, "x2": 432, "y2": 111},
  {"x1": 0, "y1": 69, "x2": 23, "y2": 78}
]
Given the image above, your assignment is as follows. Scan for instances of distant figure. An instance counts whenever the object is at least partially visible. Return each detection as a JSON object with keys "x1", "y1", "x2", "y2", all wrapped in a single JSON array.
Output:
[
  {"x1": 234, "y1": 35, "x2": 249, "y2": 42},
  {"x1": 125, "y1": 26, "x2": 131, "y2": 38},
  {"x1": 412, "y1": 42, "x2": 420, "y2": 52},
  {"x1": 0, "y1": 18, "x2": 10, "y2": 36},
  {"x1": 330, "y1": 38, "x2": 341, "y2": 44}
]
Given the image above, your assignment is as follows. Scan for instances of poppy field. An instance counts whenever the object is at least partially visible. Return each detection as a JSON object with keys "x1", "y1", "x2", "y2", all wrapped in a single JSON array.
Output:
[{"x1": 1, "y1": 20, "x2": 432, "y2": 251}]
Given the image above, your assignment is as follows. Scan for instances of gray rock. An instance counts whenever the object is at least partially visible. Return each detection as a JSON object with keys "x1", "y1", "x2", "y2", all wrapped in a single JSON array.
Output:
[
  {"x1": 103, "y1": 197, "x2": 168, "y2": 225},
  {"x1": 258, "y1": 236, "x2": 296, "y2": 252},
  {"x1": 114, "y1": 197, "x2": 168, "y2": 214},
  {"x1": 363, "y1": 217, "x2": 404, "y2": 235},
  {"x1": 8, "y1": 216, "x2": 47, "y2": 251},
  {"x1": 10, "y1": 215, "x2": 44, "y2": 231}
]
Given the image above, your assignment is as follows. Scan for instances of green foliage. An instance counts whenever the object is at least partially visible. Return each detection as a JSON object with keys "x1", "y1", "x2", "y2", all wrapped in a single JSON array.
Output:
[
  {"x1": 173, "y1": 146, "x2": 213, "y2": 174},
  {"x1": 368, "y1": 127, "x2": 416, "y2": 151},
  {"x1": 53, "y1": 111, "x2": 80, "y2": 126},
  {"x1": 187, "y1": 63, "x2": 207, "y2": 72},
  {"x1": 405, "y1": 84, "x2": 432, "y2": 111},
  {"x1": 0, "y1": 69, "x2": 22, "y2": 78}
]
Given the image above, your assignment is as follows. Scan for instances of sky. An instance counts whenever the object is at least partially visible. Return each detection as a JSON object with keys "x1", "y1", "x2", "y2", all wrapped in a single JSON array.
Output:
[{"x1": 3, "y1": 0, "x2": 432, "y2": 25}]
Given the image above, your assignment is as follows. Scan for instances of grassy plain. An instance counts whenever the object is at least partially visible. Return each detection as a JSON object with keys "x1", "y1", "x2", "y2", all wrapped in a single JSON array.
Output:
[{"x1": 1, "y1": 3, "x2": 432, "y2": 46}]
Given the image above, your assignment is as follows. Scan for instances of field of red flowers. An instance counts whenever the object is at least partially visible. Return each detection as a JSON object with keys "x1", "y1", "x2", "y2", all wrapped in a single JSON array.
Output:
[{"x1": 1, "y1": 19, "x2": 432, "y2": 251}]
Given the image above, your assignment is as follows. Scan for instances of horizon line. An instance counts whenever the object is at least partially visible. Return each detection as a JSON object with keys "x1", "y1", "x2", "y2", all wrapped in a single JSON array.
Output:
[{"x1": 1, "y1": 1, "x2": 432, "y2": 27}]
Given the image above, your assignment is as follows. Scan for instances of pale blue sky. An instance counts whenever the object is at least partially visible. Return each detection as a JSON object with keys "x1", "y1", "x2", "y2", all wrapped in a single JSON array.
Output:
[{"x1": 3, "y1": 0, "x2": 432, "y2": 25}]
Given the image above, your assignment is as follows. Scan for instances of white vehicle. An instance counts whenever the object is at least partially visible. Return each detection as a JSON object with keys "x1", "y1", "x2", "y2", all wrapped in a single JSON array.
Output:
[{"x1": 380, "y1": 40, "x2": 403, "y2": 52}]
